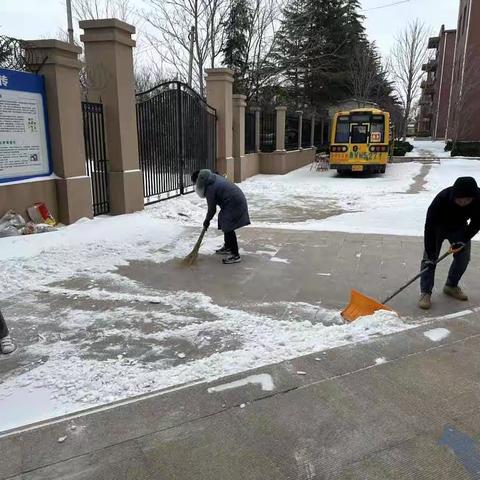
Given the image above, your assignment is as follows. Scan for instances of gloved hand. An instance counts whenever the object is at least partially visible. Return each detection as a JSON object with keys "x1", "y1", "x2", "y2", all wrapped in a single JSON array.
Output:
[
  {"x1": 203, "y1": 219, "x2": 210, "y2": 230},
  {"x1": 450, "y1": 241, "x2": 466, "y2": 252}
]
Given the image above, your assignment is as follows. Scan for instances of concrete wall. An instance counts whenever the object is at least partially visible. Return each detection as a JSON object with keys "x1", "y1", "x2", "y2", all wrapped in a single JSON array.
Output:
[
  {"x1": 240, "y1": 153, "x2": 260, "y2": 182},
  {"x1": 1, "y1": 180, "x2": 58, "y2": 220},
  {"x1": 259, "y1": 149, "x2": 316, "y2": 175}
]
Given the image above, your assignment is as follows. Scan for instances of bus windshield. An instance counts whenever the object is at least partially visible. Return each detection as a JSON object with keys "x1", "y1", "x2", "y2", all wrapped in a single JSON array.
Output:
[{"x1": 334, "y1": 113, "x2": 386, "y2": 144}]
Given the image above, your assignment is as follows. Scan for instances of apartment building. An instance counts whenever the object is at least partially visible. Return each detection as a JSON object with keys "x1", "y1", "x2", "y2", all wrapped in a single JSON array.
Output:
[{"x1": 418, "y1": 0, "x2": 480, "y2": 142}]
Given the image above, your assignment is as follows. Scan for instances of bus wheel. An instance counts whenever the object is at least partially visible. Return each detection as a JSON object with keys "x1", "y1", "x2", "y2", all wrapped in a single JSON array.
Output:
[{"x1": 380, "y1": 166, "x2": 386, "y2": 174}]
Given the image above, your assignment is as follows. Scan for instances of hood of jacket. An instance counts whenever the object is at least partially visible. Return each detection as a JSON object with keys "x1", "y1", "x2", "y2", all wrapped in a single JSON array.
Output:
[{"x1": 195, "y1": 169, "x2": 215, "y2": 198}]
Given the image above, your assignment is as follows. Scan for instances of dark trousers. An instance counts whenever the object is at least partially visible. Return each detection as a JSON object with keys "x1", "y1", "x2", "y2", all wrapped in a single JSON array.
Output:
[
  {"x1": 224, "y1": 231, "x2": 239, "y2": 256},
  {"x1": 0, "y1": 310, "x2": 9, "y2": 339},
  {"x1": 420, "y1": 229, "x2": 471, "y2": 294}
]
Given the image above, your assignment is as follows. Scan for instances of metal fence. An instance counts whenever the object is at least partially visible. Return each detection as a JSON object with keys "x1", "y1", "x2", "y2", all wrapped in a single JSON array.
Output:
[
  {"x1": 245, "y1": 112, "x2": 256, "y2": 154},
  {"x1": 82, "y1": 101, "x2": 110, "y2": 216},
  {"x1": 285, "y1": 113, "x2": 299, "y2": 151},
  {"x1": 314, "y1": 119, "x2": 329, "y2": 148},
  {"x1": 260, "y1": 112, "x2": 276, "y2": 153},
  {"x1": 136, "y1": 82, "x2": 216, "y2": 204},
  {"x1": 302, "y1": 117, "x2": 312, "y2": 148}
]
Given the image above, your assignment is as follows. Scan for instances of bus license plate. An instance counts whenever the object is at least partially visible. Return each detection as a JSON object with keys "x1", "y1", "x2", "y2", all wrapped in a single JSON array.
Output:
[{"x1": 352, "y1": 165, "x2": 364, "y2": 172}]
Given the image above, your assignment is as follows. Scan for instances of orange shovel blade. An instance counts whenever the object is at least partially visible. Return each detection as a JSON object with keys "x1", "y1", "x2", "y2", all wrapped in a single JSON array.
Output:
[{"x1": 341, "y1": 289, "x2": 393, "y2": 323}]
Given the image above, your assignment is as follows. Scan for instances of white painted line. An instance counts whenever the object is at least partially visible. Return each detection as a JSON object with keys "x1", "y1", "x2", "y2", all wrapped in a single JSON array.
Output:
[{"x1": 207, "y1": 374, "x2": 275, "y2": 393}]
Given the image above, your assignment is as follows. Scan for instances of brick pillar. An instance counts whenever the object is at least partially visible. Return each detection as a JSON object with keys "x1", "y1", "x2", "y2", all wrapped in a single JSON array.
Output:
[
  {"x1": 25, "y1": 40, "x2": 93, "y2": 224},
  {"x1": 275, "y1": 106, "x2": 287, "y2": 152},
  {"x1": 80, "y1": 19, "x2": 144, "y2": 215},
  {"x1": 232, "y1": 94, "x2": 246, "y2": 183},
  {"x1": 297, "y1": 111, "x2": 303, "y2": 150},
  {"x1": 205, "y1": 68, "x2": 234, "y2": 180},
  {"x1": 250, "y1": 106, "x2": 261, "y2": 153}
]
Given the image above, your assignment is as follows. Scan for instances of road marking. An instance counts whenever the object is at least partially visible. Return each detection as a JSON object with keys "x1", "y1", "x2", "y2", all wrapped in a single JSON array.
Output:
[{"x1": 208, "y1": 374, "x2": 275, "y2": 393}]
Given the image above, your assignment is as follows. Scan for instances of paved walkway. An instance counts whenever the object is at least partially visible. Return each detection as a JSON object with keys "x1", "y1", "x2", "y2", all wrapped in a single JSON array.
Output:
[
  {"x1": 1, "y1": 228, "x2": 480, "y2": 479},
  {"x1": 2, "y1": 313, "x2": 480, "y2": 479}
]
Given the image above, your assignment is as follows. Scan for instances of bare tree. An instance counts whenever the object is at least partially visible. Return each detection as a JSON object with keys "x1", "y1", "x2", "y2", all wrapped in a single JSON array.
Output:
[
  {"x1": 243, "y1": 0, "x2": 282, "y2": 101},
  {"x1": 71, "y1": 0, "x2": 137, "y2": 22},
  {"x1": 348, "y1": 45, "x2": 378, "y2": 102},
  {"x1": 388, "y1": 19, "x2": 429, "y2": 140},
  {"x1": 143, "y1": 0, "x2": 228, "y2": 97},
  {"x1": 134, "y1": 62, "x2": 167, "y2": 92}
]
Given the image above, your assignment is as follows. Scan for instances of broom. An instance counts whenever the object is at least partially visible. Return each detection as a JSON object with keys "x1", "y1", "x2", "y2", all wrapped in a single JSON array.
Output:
[{"x1": 183, "y1": 227, "x2": 207, "y2": 265}]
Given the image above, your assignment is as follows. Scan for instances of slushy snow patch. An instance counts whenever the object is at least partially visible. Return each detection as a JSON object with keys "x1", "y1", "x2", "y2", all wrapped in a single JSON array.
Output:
[
  {"x1": 423, "y1": 328, "x2": 450, "y2": 342},
  {"x1": 271, "y1": 257, "x2": 290, "y2": 264}
]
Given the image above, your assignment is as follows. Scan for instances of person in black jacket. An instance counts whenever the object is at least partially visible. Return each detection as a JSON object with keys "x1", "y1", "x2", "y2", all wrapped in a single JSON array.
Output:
[
  {"x1": 0, "y1": 310, "x2": 16, "y2": 354},
  {"x1": 419, "y1": 176, "x2": 480, "y2": 309}
]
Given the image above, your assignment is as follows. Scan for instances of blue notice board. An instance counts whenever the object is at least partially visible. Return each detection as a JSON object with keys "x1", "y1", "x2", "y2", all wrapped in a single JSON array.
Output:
[{"x1": 0, "y1": 68, "x2": 52, "y2": 183}]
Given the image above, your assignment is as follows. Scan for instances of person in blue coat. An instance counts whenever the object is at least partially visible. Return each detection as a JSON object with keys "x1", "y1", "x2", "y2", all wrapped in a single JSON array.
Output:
[{"x1": 192, "y1": 169, "x2": 251, "y2": 264}]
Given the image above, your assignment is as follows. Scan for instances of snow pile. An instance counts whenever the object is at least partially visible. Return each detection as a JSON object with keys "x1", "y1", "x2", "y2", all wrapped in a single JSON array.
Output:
[
  {"x1": 423, "y1": 328, "x2": 450, "y2": 342},
  {"x1": 0, "y1": 213, "x2": 185, "y2": 300}
]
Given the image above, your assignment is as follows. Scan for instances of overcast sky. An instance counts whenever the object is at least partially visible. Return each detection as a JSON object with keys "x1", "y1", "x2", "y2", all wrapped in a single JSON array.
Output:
[{"x1": 1, "y1": 0, "x2": 461, "y2": 59}]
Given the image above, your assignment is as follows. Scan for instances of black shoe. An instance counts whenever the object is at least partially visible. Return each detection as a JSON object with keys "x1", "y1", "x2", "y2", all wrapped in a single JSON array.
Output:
[
  {"x1": 222, "y1": 255, "x2": 241, "y2": 264},
  {"x1": 215, "y1": 245, "x2": 232, "y2": 255}
]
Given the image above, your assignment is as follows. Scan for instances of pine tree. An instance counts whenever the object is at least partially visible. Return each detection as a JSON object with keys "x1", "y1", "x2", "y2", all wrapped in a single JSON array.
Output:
[
  {"x1": 274, "y1": 0, "x2": 370, "y2": 107},
  {"x1": 222, "y1": 0, "x2": 253, "y2": 93}
]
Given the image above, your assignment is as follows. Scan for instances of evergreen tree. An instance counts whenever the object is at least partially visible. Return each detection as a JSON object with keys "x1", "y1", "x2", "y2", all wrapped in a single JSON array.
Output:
[
  {"x1": 274, "y1": 0, "x2": 369, "y2": 107},
  {"x1": 222, "y1": 0, "x2": 253, "y2": 93}
]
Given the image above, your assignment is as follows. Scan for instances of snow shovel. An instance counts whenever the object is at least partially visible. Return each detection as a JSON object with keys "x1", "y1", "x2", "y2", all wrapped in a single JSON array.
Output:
[
  {"x1": 341, "y1": 248, "x2": 455, "y2": 322},
  {"x1": 183, "y1": 227, "x2": 207, "y2": 266}
]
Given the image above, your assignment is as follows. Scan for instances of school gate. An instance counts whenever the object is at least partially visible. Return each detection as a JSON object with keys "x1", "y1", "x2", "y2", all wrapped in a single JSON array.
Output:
[{"x1": 136, "y1": 82, "x2": 216, "y2": 205}]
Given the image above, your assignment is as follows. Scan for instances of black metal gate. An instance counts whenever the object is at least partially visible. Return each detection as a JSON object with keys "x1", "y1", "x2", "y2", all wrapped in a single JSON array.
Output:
[
  {"x1": 136, "y1": 82, "x2": 216, "y2": 204},
  {"x1": 82, "y1": 101, "x2": 110, "y2": 216}
]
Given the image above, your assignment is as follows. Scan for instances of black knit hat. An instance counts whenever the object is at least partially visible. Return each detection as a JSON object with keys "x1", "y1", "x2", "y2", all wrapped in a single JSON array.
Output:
[{"x1": 453, "y1": 177, "x2": 479, "y2": 198}]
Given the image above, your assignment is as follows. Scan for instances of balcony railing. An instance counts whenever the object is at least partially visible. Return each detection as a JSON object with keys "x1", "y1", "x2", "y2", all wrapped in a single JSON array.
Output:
[{"x1": 428, "y1": 36, "x2": 440, "y2": 49}]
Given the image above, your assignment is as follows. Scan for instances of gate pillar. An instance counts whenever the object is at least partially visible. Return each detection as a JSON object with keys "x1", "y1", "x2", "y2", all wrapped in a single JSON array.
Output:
[
  {"x1": 205, "y1": 68, "x2": 234, "y2": 180},
  {"x1": 232, "y1": 94, "x2": 246, "y2": 183},
  {"x1": 80, "y1": 19, "x2": 143, "y2": 215},
  {"x1": 25, "y1": 40, "x2": 93, "y2": 224}
]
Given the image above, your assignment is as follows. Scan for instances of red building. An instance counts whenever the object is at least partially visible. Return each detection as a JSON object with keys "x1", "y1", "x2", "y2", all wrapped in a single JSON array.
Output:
[{"x1": 419, "y1": 0, "x2": 480, "y2": 143}]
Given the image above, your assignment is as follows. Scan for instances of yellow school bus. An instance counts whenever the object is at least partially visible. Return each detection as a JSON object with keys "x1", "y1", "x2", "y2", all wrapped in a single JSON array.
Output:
[{"x1": 329, "y1": 108, "x2": 392, "y2": 174}]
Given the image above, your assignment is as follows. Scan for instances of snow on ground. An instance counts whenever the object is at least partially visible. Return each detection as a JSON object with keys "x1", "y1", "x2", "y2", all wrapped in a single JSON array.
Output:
[
  {"x1": 149, "y1": 154, "x2": 480, "y2": 238},
  {"x1": 1, "y1": 146, "x2": 478, "y2": 432},
  {"x1": 406, "y1": 139, "x2": 449, "y2": 158}
]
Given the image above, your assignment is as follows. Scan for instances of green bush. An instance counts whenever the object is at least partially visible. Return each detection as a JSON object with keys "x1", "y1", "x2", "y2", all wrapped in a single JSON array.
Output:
[
  {"x1": 316, "y1": 145, "x2": 330, "y2": 154},
  {"x1": 393, "y1": 147, "x2": 407, "y2": 157},
  {"x1": 451, "y1": 142, "x2": 480, "y2": 157},
  {"x1": 394, "y1": 141, "x2": 413, "y2": 153}
]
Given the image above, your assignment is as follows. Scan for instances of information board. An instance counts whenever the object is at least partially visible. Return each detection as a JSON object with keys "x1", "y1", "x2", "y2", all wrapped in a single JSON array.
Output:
[{"x1": 0, "y1": 68, "x2": 51, "y2": 183}]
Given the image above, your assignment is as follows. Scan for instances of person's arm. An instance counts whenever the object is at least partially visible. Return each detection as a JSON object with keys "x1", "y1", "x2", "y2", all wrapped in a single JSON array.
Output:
[
  {"x1": 465, "y1": 208, "x2": 480, "y2": 241},
  {"x1": 424, "y1": 195, "x2": 442, "y2": 260},
  {"x1": 203, "y1": 191, "x2": 217, "y2": 229}
]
